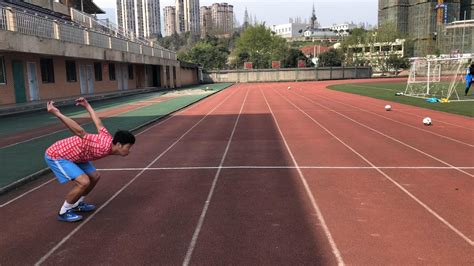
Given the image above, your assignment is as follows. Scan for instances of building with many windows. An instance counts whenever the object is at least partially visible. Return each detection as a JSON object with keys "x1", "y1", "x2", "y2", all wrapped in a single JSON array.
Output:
[
  {"x1": 200, "y1": 6, "x2": 212, "y2": 37},
  {"x1": 378, "y1": 0, "x2": 472, "y2": 56},
  {"x1": 0, "y1": 0, "x2": 199, "y2": 106},
  {"x1": 117, "y1": 0, "x2": 161, "y2": 39},
  {"x1": 210, "y1": 3, "x2": 233, "y2": 36},
  {"x1": 270, "y1": 23, "x2": 309, "y2": 39},
  {"x1": 164, "y1": 6, "x2": 177, "y2": 36},
  {"x1": 183, "y1": 0, "x2": 200, "y2": 35}
]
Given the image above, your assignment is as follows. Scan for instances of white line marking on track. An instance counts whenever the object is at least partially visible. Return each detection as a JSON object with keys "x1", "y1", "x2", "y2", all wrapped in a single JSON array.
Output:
[
  {"x1": 95, "y1": 166, "x2": 474, "y2": 171},
  {"x1": 0, "y1": 89, "x2": 230, "y2": 208},
  {"x1": 291, "y1": 91, "x2": 474, "y2": 178},
  {"x1": 299, "y1": 91, "x2": 474, "y2": 147},
  {"x1": 275, "y1": 89, "x2": 474, "y2": 247},
  {"x1": 183, "y1": 89, "x2": 249, "y2": 266},
  {"x1": 262, "y1": 88, "x2": 345, "y2": 266},
  {"x1": 0, "y1": 178, "x2": 55, "y2": 208},
  {"x1": 34, "y1": 89, "x2": 239, "y2": 265}
]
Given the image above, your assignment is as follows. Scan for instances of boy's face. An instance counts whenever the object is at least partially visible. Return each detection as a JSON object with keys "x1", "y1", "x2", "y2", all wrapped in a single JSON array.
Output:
[{"x1": 116, "y1": 143, "x2": 133, "y2": 156}]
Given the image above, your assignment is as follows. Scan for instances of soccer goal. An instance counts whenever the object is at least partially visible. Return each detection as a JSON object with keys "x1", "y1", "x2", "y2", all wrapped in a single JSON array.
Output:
[{"x1": 404, "y1": 57, "x2": 472, "y2": 101}]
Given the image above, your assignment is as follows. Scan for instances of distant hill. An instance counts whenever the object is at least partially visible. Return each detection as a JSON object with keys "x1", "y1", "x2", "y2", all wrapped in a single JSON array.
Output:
[{"x1": 97, "y1": 8, "x2": 116, "y2": 24}]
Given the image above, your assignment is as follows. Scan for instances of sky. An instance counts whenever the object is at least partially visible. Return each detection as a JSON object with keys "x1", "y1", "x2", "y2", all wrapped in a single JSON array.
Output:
[{"x1": 95, "y1": 0, "x2": 378, "y2": 28}]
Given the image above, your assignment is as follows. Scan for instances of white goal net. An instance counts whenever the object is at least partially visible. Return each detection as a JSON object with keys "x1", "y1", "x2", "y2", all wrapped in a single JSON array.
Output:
[{"x1": 405, "y1": 57, "x2": 472, "y2": 101}]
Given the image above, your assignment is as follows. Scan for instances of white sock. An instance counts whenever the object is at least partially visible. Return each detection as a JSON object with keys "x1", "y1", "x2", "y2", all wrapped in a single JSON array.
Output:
[
  {"x1": 59, "y1": 201, "x2": 75, "y2": 215},
  {"x1": 72, "y1": 196, "x2": 85, "y2": 208}
]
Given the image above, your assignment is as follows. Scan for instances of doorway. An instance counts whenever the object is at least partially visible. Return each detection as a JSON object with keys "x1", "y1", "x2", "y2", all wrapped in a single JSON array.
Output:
[
  {"x1": 12, "y1": 60, "x2": 27, "y2": 103},
  {"x1": 27, "y1": 62, "x2": 39, "y2": 101}
]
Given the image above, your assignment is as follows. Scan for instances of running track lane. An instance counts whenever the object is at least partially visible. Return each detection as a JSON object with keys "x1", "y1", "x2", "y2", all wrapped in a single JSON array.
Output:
[
  {"x1": 282, "y1": 85, "x2": 474, "y2": 237},
  {"x1": 0, "y1": 86, "x2": 239, "y2": 264},
  {"x1": 262, "y1": 84, "x2": 473, "y2": 264},
  {"x1": 0, "y1": 82, "x2": 472, "y2": 264}
]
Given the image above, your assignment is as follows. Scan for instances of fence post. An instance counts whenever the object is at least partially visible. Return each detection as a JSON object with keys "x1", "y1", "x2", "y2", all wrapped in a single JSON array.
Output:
[
  {"x1": 330, "y1": 67, "x2": 333, "y2": 79},
  {"x1": 84, "y1": 29, "x2": 89, "y2": 45},
  {"x1": 315, "y1": 67, "x2": 318, "y2": 81},
  {"x1": 342, "y1": 65, "x2": 345, "y2": 79},
  {"x1": 5, "y1": 7, "x2": 16, "y2": 32},
  {"x1": 52, "y1": 20, "x2": 60, "y2": 40}
]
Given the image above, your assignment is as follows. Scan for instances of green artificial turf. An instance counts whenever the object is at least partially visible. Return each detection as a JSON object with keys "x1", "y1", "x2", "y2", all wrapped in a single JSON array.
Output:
[
  {"x1": 328, "y1": 82, "x2": 474, "y2": 117},
  {"x1": 0, "y1": 83, "x2": 233, "y2": 190}
]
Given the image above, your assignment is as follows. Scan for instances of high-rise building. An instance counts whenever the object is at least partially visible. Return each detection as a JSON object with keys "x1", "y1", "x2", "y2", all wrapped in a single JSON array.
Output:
[
  {"x1": 211, "y1": 3, "x2": 234, "y2": 36},
  {"x1": 117, "y1": 0, "x2": 137, "y2": 36},
  {"x1": 164, "y1": 6, "x2": 177, "y2": 36},
  {"x1": 200, "y1": 6, "x2": 212, "y2": 37},
  {"x1": 184, "y1": 0, "x2": 200, "y2": 35},
  {"x1": 117, "y1": 0, "x2": 161, "y2": 39},
  {"x1": 378, "y1": 0, "x2": 466, "y2": 56},
  {"x1": 175, "y1": 0, "x2": 186, "y2": 34}
]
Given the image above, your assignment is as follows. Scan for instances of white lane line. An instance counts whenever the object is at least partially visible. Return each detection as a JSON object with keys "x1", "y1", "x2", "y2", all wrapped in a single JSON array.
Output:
[
  {"x1": 297, "y1": 91, "x2": 474, "y2": 147},
  {"x1": 0, "y1": 88, "x2": 232, "y2": 208},
  {"x1": 34, "y1": 89, "x2": 239, "y2": 266},
  {"x1": 291, "y1": 91, "x2": 474, "y2": 178},
  {"x1": 261, "y1": 88, "x2": 345, "y2": 266},
  {"x1": 96, "y1": 166, "x2": 474, "y2": 171},
  {"x1": 0, "y1": 178, "x2": 55, "y2": 208},
  {"x1": 183, "y1": 89, "x2": 249, "y2": 266},
  {"x1": 275, "y1": 89, "x2": 474, "y2": 247}
]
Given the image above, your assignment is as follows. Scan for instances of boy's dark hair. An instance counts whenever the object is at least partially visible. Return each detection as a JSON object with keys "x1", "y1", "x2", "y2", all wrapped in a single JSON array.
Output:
[{"x1": 113, "y1": 130, "x2": 135, "y2": 145}]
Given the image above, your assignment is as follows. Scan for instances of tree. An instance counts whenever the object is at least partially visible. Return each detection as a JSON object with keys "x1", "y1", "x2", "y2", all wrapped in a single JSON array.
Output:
[
  {"x1": 230, "y1": 24, "x2": 289, "y2": 69},
  {"x1": 318, "y1": 49, "x2": 345, "y2": 67},
  {"x1": 283, "y1": 48, "x2": 312, "y2": 68},
  {"x1": 386, "y1": 55, "x2": 409, "y2": 75},
  {"x1": 178, "y1": 41, "x2": 229, "y2": 70}
]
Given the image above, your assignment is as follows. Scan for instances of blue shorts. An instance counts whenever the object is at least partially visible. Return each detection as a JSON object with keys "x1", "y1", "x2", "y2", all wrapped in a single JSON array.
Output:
[{"x1": 44, "y1": 154, "x2": 96, "y2": 184}]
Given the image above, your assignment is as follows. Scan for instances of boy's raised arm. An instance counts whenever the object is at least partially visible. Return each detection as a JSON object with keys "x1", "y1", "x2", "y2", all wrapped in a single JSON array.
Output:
[
  {"x1": 47, "y1": 101, "x2": 86, "y2": 138},
  {"x1": 75, "y1": 97, "x2": 104, "y2": 132}
]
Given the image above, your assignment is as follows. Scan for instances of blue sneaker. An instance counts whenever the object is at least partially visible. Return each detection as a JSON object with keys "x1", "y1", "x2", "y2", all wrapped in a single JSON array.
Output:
[
  {"x1": 72, "y1": 202, "x2": 96, "y2": 212},
  {"x1": 57, "y1": 209, "x2": 83, "y2": 222}
]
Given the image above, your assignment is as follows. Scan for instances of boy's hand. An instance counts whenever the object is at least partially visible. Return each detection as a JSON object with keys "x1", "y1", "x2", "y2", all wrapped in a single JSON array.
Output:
[
  {"x1": 47, "y1": 101, "x2": 60, "y2": 115},
  {"x1": 75, "y1": 97, "x2": 90, "y2": 108}
]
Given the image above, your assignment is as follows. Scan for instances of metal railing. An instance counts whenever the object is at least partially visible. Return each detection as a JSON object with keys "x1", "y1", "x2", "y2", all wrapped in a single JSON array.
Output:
[
  {"x1": 88, "y1": 31, "x2": 110, "y2": 49},
  {"x1": 111, "y1": 36, "x2": 127, "y2": 52},
  {"x1": 59, "y1": 22, "x2": 85, "y2": 44},
  {"x1": 15, "y1": 11, "x2": 54, "y2": 39},
  {"x1": 0, "y1": 6, "x2": 177, "y2": 61},
  {"x1": 142, "y1": 46, "x2": 153, "y2": 56},
  {"x1": 129, "y1": 42, "x2": 141, "y2": 54},
  {"x1": 0, "y1": 8, "x2": 6, "y2": 30}
]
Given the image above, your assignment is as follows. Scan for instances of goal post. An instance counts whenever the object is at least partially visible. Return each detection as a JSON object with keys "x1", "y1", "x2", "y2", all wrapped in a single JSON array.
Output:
[{"x1": 404, "y1": 57, "x2": 471, "y2": 101}]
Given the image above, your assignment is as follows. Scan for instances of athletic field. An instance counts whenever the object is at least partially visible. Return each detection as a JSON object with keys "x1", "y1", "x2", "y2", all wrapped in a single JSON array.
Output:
[{"x1": 0, "y1": 79, "x2": 472, "y2": 264}]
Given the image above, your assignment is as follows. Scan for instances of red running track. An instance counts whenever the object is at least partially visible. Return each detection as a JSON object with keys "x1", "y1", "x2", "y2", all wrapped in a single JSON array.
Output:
[{"x1": 0, "y1": 80, "x2": 473, "y2": 265}]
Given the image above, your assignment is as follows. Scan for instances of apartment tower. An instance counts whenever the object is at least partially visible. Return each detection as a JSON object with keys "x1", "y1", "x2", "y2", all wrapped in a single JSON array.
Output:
[
  {"x1": 117, "y1": 0, "x2": 161, "y2": 39},
  {"x1": 164, "y1": 6, "x2": 177, "y2": 36},
  {"x1": 200, "y1": 6, "x2": 212, "y2": 37},
  {"x1": 211, "y1": 3, "x2": 234, "y2": 36}
]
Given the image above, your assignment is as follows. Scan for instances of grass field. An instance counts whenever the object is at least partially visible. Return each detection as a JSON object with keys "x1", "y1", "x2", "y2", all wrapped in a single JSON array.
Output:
[{"x1": 328, "y1": 82, "x2": 474, "y2": 117}]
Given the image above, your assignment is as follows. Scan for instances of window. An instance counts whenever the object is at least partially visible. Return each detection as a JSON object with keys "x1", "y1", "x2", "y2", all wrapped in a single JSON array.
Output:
[
  {"x1": 40, "y1": 58, "x2": 55, "y2": 83},
  {"x1": 94, "y1": 62, "x2": 102, "y2": 81},
  {"x1": 65, "y1": 60, "x2": 77, "y2": 82},
  {"x1": 0, "y1": 56, "x2": 6, "y2": 85},
  {"x1": 128, "y1": 64, "x2": 133, "y2": 80},
  {"x1": 109, "y1": 63, "x2": 116, "y2": 80}
]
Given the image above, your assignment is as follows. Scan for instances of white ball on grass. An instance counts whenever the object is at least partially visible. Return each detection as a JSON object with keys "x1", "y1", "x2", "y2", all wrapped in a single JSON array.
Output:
[
  {"x1": 423, "y1": 117, "x2": 432, "y2": 126},
  {"x1": 385, "y1": 105, "x2": 392, "y2": 111}
]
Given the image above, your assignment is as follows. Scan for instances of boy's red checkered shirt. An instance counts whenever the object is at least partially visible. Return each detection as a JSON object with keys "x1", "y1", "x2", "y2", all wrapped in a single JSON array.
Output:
[{"x1": 46, "y1": 127, "x2": 113, "y2": 163}]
